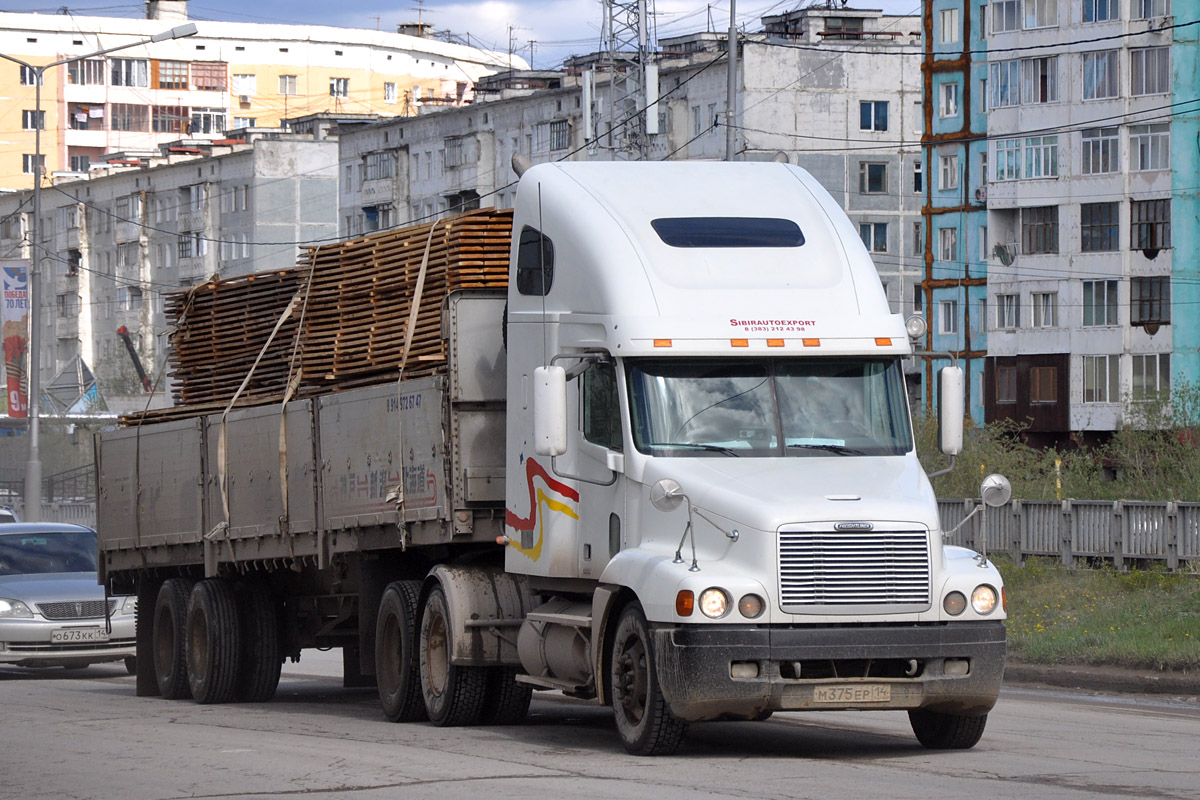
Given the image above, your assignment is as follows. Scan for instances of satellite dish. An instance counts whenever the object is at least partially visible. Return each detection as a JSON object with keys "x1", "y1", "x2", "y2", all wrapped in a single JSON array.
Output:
[{"x1": 992, "y1": 243, "x2": 1014, "y2": 267}]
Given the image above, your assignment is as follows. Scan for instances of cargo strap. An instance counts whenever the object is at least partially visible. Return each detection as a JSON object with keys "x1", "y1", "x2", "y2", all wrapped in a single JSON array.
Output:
[{"x1": 277, "y1": 254, "x2": 317, "y2": 545}]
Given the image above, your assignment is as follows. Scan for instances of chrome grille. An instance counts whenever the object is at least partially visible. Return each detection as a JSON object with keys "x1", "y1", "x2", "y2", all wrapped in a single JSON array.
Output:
[
  {"x1": 778, "y1": 528, "x2": 931, "y2": 610},
  {"x1": 36, "y1": 600, "x2": 116, "y2": 620}
]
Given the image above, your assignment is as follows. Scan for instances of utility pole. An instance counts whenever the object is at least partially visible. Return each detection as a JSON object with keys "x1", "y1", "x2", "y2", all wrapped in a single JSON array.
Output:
[
  {"x1": 600, "y1": 0, "x2": 660, "y2": 159},
  {"x1": 725, "y1": 0, "x2": 737, "y2": 161}
]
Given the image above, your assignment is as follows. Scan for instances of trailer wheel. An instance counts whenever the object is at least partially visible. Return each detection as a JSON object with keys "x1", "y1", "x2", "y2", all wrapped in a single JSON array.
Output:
[
  {"x1": 610, "y1": 603, "x2": 687, "y2": 756},
  {"x1": 186, "y1": 579, "x2": 242, "y2": 704},
  {"x1": 152, "y1": 577, "x2": 194, "y2": 699},
  {"x1": 480, "y1": 666, "x2": 532, "y2": 725},
  {"x1": 908, "y1": 709, "x2": 988, "y2": 749},
  {"x1": 375, "y1": 580, "x2": 426, "y2": 722},
  {"x1": 235, "y1": 582, "x2": 282, "y2": 702},
  {"x1": 419, "y1": 585, "x2": 487, "y2": 726}
]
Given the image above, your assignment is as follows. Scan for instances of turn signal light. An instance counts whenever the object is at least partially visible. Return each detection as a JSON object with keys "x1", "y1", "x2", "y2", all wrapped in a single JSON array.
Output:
[{"x1": 676, "y1": 590, "x2": 694, "y2": 617}]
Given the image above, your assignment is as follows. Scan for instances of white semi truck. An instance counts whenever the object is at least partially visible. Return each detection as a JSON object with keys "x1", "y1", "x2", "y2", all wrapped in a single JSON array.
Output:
[{"x1": 97, "y1": 161, "x2": 1006, "y2": 755}]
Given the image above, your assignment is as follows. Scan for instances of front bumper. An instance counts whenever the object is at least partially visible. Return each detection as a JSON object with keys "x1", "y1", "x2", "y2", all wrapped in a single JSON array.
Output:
[
  {"x1": 652, "y1": 621, "x2": 1006, "y2": 722},
  {"x1": 0, "y1": 615, "x2": 136, "y2": 668}
]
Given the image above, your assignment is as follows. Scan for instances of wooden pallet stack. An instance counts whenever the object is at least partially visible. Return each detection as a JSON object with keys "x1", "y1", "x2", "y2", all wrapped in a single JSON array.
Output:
[{"x1": 126, "y1": 209, "x2": 512, "y2": 425}]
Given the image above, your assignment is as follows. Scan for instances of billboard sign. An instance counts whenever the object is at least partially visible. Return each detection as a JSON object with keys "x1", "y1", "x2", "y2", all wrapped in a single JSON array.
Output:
[{"x1": 2, "y1": 262, "x2": 30, "y2": 418}]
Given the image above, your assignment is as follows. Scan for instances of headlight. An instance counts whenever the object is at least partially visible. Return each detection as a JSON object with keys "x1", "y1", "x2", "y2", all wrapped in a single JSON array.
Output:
[
  {"x1": 943, "y1": 591, "x2": 966, "y2": 616},
  {"x1": 120, "y1": 596, "x2": 138, "y2": 615},
  {"x1": 971, "y1": 585, "x2": 998, "y2": 615},
  {"x1": 698, "y1": 588, "x2": 730, "y2": 619},
  {"x1": 0, "y1": 598, "x2": 34, "y2": 618}
]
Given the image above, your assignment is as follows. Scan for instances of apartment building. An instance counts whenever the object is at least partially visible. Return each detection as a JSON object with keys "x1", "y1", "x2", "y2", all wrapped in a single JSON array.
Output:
[
  {"x1": 339, "y1": 6, "x2": 926, "y2": 328},
  {"x1": 0, "y1": 0, "x2": 517, "y2": 189}
]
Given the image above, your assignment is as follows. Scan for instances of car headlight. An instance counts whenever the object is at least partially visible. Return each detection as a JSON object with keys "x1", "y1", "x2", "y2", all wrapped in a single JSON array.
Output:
[
  {"x1": 698, "y1": 588, "x2": 730, "y2": 619},
  {"x1": 0, "y1": 598, "x2": 34, "y2": 618},
  {"x1": 971, "y1": 585, "x2": 999, "y2": 615},
  {"x1": 119, "y1": 596, "x2": 138, "y2": 616}
]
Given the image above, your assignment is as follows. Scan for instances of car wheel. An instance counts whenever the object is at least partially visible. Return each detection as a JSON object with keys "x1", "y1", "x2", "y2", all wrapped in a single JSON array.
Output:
[
  {"x1": 186, "y1": 578, "x2": 241, "y2": 704},
  {"x1": 235, "y1": 582, "x2": 281, "y2": 702},
  {"x1": 908, "y1": 709, "x2": 988, "y2": 749},
  {"x1": 419, "y1": 585, "x2": 487, "y2": 726},
  {"x1": 375, "y1": 580, "x2": 426, "y2": 722},
  {"x1": 610, "y1": 603, "x2": 687, "y2": 756},
  {"x1": 124, "y1": 656, "x2": 137, "y2": 675},
  {"x1": 153, "y1": 577, "x2": 194, "y2": 699}
]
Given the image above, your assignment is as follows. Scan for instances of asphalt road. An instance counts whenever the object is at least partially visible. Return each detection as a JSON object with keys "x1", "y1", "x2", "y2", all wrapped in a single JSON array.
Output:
[{"x1": 1, "y1": 651, "x2": 1198, "y2": 800}]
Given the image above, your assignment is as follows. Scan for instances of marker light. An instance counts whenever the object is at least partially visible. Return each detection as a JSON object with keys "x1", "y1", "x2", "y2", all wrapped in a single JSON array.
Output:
[
  {"x1": 738, "y1": 594, "x2": 765, "y2": 619},
  {"x1": 875, "y1": 338, "x2": 892, "y2": 346},
  {"x1": 653, "y1": 339, "x2": 672, "y2": 347},
  {"x1": 802, "y1": 338, "x2": 820, "y2": 347},
  {"x1": 731, "y1": 339, "x2": 748, "y2": 347},
  {"x1": 767, "y1": 339, "x2": 784, "y2": 347},
  {"x1": 943, "y1": 591, "x2": 966, "y2": 616}
]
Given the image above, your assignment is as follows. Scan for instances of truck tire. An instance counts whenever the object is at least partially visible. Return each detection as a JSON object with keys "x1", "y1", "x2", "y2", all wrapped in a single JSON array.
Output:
[
  {"x1": 375, "y1": 580, "x2": 426, "y2": 722},
  {"x1": 152, "y1": 577, "x2": 194, "y2": 699},
  {"x1": 419, "y1": 585, "x2": 487, "y2": 726},
  {"x1": 480, "y1": 666, "x2": 532, "y2": 725},
  {"x1": 235, "y1": 582, "x2": 282, "y2": 702},
  {"x1": 908, "y1": 709, "x2": 988, "y2": 749},
  {"x1": 186, "y1": 579, "x2": 242, "y2": 705},
  {"x1": 610, "y1": 603, "x2": 688, "y2": 756}
]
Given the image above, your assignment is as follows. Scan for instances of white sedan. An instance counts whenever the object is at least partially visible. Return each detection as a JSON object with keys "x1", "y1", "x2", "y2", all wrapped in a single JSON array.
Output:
[{"x1": 0, "y1": 523, "x2": 136, "y2": 671}]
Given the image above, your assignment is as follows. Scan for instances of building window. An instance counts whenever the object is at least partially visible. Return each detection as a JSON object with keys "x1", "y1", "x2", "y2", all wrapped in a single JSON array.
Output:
[
  {"x1": 1131, "y1": 199, "x2": 1171, "y2": 251},
  {"x1": 1133, "y1": 0, "x2": 1172, "y2": 19},
  {"x1": 19, "y1": 65, "x2": 41, "y2": 85},
  {"x1": 1030, "y1": 366, "x2": 1058, "y2": 404},
  {"x1": 979, "y1": 225, "x2": 989, "y2": 261},
  {"x1": 858, "y1": 162, "x2": 888, "y2": 194},
  {"x1": 859, "y1": 100, "x2": 888, "y2": 132},
  {"x1": 279, "y1": 74, "x2": 298, "y2": 95},
  {"x1": 859, "y1": 222, "x2": 887, "y2": 253},
  {"x1": 912, "y1": 221, "x2": 923, "y2": 255},
  {"x1": 1131, "y1": 276, "x2": 1170, "y2": 327},
  {"x1": 330, "y1": 77, "x2": 349, "y2": 97},
  {"x1": 1084, "y1": 0, "x2": 1118, "y2": 22},
  {"x1": 110, "y1": 103, "x2": 148, "y2": 132},
  {"x1": 110, "y1": 58, "x2": 149, "y2": 87},
  {"x1": 1081, "y1": 127, "x2": 1119, "y2": 174},
  {"x1": 1083, "y1": 51, "x2": 1119, "y2": 100},
  {"x1": 1081, "y1": 202, "x2": 1120, "y2": 252},
  {"x1": 190, "y1": 108, "x2": 226, "y2": 134},
  {"x1": 1021, "y1": 206, "x2": 1059, "y2": 254},
  {"x1": 997, "y1": 293, "x2": 1020, "y2": 329},
  {"x1": 994, "y1": 138, "x2": 1021, "y2": 181},
  {"x1": 1130, "y1": 123, "x2": 1171, "y2": 171},
  {"x1": 913, "y1": 160, "x2": 922, "y2": 193},
  {"x1": 21, "y1": 110, "x2": 44, "y2": 130},
  {"x1": 384, "y1": 82, "x2": 397, "y2": 103},
  {"x1": 443, "y1": 136, "x2": 476, "y2": 168},
  {"x1": 939, "y1": 8, "x2": 959, "y2": 43},
  {"x1": 550, "y1": 120, "x2": 569, "y2": 151},
  {"x1": 177, "y1": 234, "x2": 193, "y2": 259},
  {"x1": 913, "y1": 283, "x2": 924, "y2": 313},
  {"x1": 1132, "y1": 353, "x2": 1170, "y2": 402},
  {"x1": 939, "y1": 82, "x2": 959, "y2": 117},
  {"x1": 232, "y1": 117, "x2": 256, "y2": 128},
  {"x1": 992, "y1": 0, "x2": 1020, "y2": 32},
  {"x1": 1032, "y1": 292, "x2": 1058, "y2": 328},
  {"x1": 989, "y1": 60, "x2": 1020, "y2": 108},
  {"x1": 1024, "y1": 0, "x2": 1058, "y2": 28},
  {"x1": 1131, "y1": 47, "x2": 1170, "y2": 95},
  {"x1": 156, "y1": 60, "x2": 187, "y2": 89},
  {"x1": 1083, "y1": 280, "x2": 1119, "y2": 326},
  {"x1": 69, "y1": 155, "x2": 90, "y2": 172},
  {"x1": 938, "y1": 154, "x2": 959, "y2": 190},
  {"x1": 1024, "y1": 135, "x2": 1058, "y2": 178},
  {"x1": 1083, "y1": 355, "x2": 1119, "y2": 403},
  {"x1": 67, "y1": 58, "x2": 104, "y2": 85},
  {"x1": 824, "y1": 17, "x2": 864, "y2": 39},
  {"x1": 152, "y1": 105, "x2": 187, "y2": 133},
  {"x1": 939, "y1": 299, "x2": 959, "y2": 334},
  {"x1": 939, "y1": 227, "x2": 958, "y2": 261},
  {"x1": 996, "y1": 366, "x2": 1017, "y2": 404},
  {"x1": 364, "y1": 152, "x2": 394, "y2": 180},
  {"x1": 232, "y1": 74, "x2": 256, "y2": 95},
  {"x1": 1021, "y1": 56, "x2": 1058, "y2": 103},
  {"x1": 190, "y1": 62, "x2": 227, "y2": 91}
]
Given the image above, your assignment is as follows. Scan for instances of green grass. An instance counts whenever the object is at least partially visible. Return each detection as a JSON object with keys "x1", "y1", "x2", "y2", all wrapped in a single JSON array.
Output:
[{"x1": 995, "y1": 556, "x2": 1200, "y2": 673}]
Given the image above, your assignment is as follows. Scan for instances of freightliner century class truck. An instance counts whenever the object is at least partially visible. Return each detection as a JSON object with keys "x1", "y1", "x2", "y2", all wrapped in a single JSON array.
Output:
[{"x1": 97, "y1": 161, "x2": 1007, "y2": 755}]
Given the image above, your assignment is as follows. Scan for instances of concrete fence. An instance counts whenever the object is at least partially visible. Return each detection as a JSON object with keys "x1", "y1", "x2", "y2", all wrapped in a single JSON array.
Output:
[
  {"x1": 939, "y1": 498, "x2": 1200, "y2": 571},
  {"x1": 6, "y1": 500, "x2": 96, "y2": 528}
]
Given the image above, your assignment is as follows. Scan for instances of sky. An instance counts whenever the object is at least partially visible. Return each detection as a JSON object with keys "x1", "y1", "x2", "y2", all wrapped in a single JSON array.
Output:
[{"x1": 0, "y1": 0, "x2": 922, "y2": 69}]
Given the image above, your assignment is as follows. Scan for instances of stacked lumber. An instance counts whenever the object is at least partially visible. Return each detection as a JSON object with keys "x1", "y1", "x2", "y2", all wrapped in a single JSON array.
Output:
[{"x1": 124, "y1": 208, "x2": 512, "y2": 425}]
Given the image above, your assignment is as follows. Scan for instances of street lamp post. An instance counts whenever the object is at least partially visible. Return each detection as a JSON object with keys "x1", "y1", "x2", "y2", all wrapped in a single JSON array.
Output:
[{"x1": 0, "y1": 22, "x2": 197, "y2": 521}]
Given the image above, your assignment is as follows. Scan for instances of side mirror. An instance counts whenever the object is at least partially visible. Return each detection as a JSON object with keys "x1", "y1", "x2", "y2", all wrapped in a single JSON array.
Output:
[
  {"x1": 981, "y1": 474, "x2": 1011, "y2": 507},
  {"x1": 937, "y1": 365, "x2": 964, "y2": 456},
  {"x1": 533, "y1": 365, "x2": 567, "y2": 456}
]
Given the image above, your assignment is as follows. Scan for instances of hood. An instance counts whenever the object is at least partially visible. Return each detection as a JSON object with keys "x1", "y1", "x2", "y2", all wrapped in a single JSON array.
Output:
[
  {"x1": 641, "y1": 455, "x2": 939, "y2": 533},
  {"x1": 0, "y1": 572, "x2": 105, "y2": 604}
]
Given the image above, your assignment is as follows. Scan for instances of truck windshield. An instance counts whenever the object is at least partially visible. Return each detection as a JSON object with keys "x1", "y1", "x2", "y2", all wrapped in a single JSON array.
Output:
[{"x1": 626, "y1": 358, "x2": 912, "y2": 457}]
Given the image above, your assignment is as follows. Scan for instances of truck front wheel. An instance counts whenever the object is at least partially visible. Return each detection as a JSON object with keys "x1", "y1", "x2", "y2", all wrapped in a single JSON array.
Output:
[
  {"x1": 908, "y1": 709, "x2": 988, "y2": 749},
  {"x1": 152, "y1": 577, "x2": 194, "y2": 699},
  {"x1": 186, "y1": 579, "x2": 242, "y2": 704},
  {"x1": 610, "y1": 604, "x2": 687, "y2": 756},
  {"x1": 376, "y1": 580, "x2": 426, "y2": 722},
  {"x1": 419, "y1": 585, "x2": 487, "y2": 726}
]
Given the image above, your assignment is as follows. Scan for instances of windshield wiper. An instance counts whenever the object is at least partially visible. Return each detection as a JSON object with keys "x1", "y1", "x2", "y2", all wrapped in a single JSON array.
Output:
[
  {"x1": 647, "y1": 442, "x2": 740, "y2": 457},
  {"x1": 787, "y1": 443, "x2": 864, "y2": 456}
]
